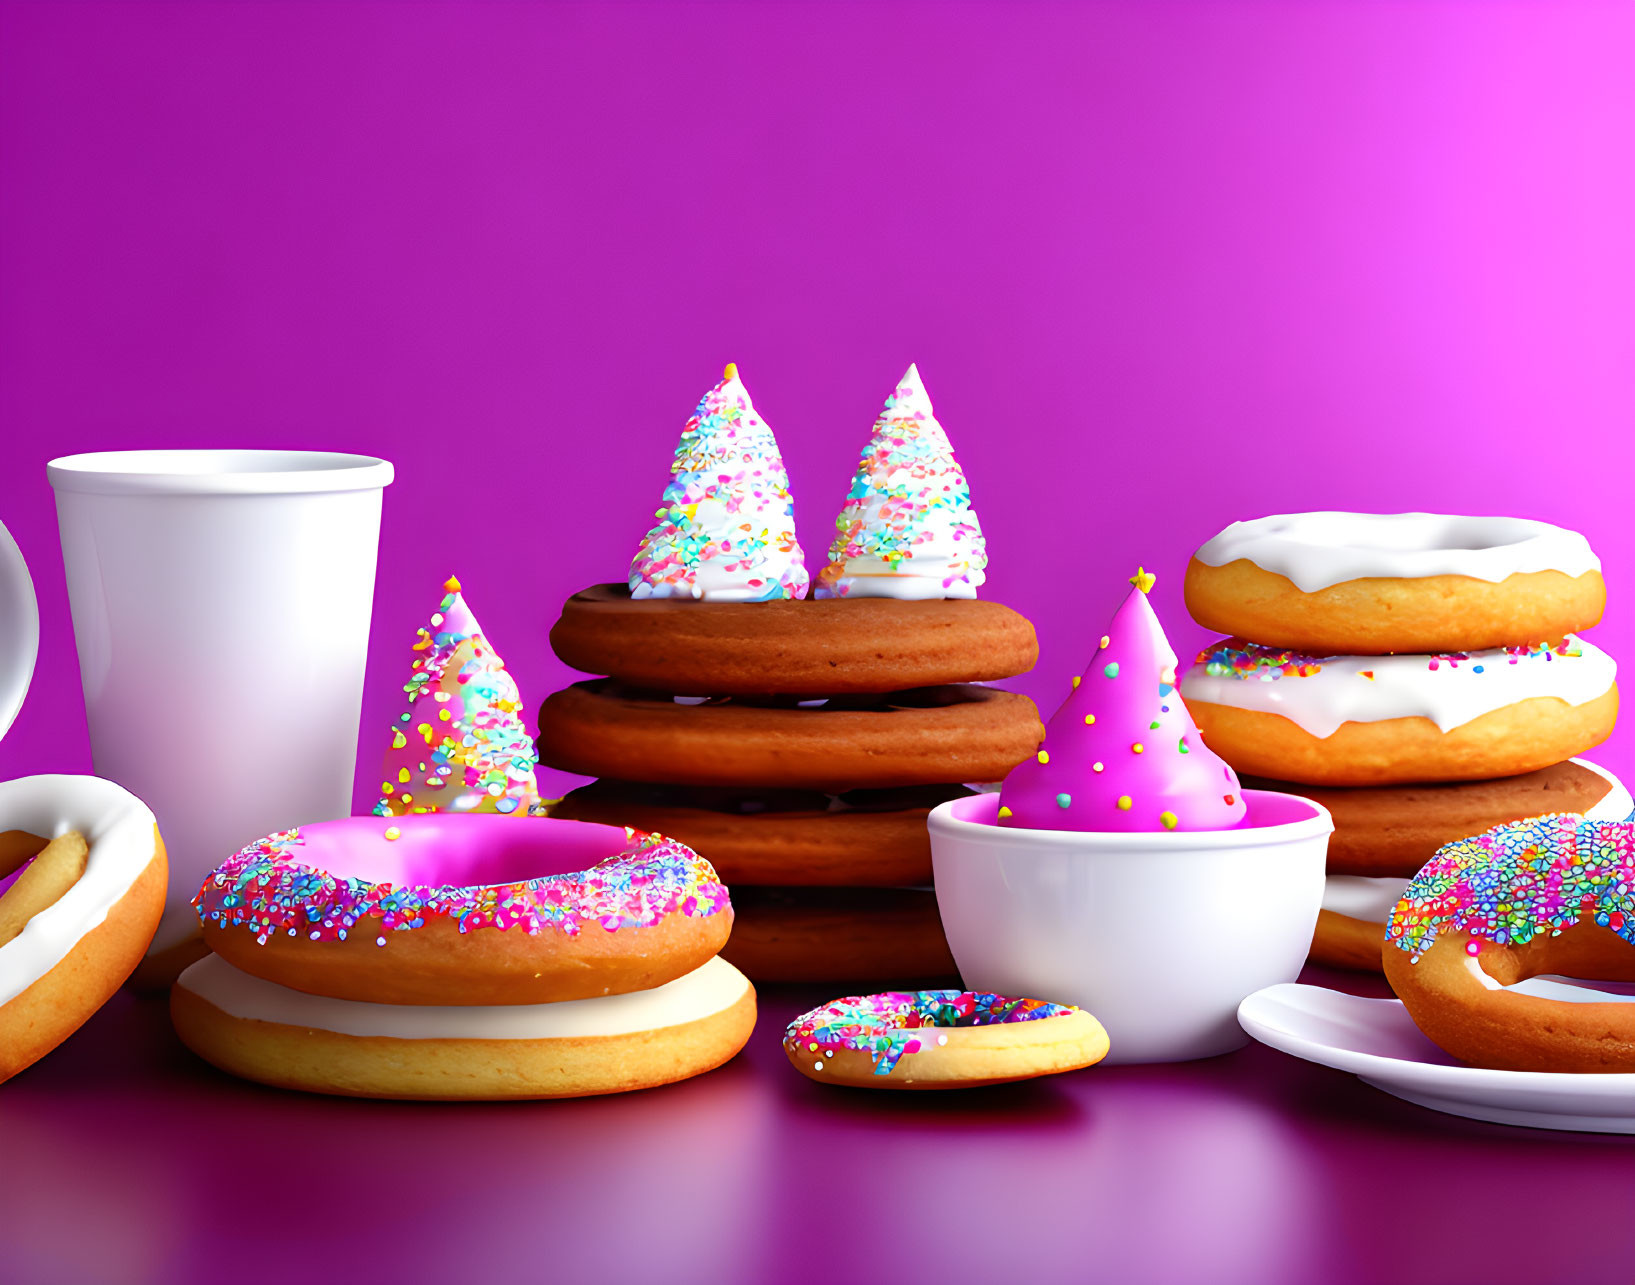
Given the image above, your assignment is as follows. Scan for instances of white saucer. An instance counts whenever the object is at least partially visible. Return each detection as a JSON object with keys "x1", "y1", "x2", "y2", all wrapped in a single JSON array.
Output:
[{"x1": 1239, "y1": 980, "x2": 1635, "y2": 1133}]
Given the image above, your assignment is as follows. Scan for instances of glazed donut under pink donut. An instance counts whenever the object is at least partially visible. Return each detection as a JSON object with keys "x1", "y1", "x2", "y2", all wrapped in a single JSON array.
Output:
[{"x1": 194, "y1": 814, "x2": 733, "y2": 1005}]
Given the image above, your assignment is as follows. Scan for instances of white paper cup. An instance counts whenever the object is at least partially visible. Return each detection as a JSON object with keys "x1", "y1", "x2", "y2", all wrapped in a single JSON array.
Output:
[
  {"x1": 929, "y1": 790, "x2": 1332, "y2": 1064},
  {"x1": 48, "y1": 450, "x2": 393, "y2": 970}
]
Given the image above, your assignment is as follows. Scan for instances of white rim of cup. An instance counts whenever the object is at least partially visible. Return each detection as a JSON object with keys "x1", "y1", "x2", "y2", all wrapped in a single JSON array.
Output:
[
  {"x1": 928, "y1": 788, "x2": 1333, "y2": 852},
  {"x1": 47, "y1": 449, "x2": 394, "y2": 496}
]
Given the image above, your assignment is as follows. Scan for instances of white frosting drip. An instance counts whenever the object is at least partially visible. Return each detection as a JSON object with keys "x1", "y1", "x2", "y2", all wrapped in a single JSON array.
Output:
[
  {"x1": 0, "y1": 774, "x2": 160, "y2": 1005},
  {"x1": 1320, "y1": 759, "x2": 1630, "y2": 923},
  {"x1": 175, "y1": 952, "x2": 750, "y2": 1040},
  {"x1": 1182, "y1": 636, "x2": 1616, "y2": 739},
  {"x1": 1194, "y1": 512, "x2": 1600, "y2": 592}
]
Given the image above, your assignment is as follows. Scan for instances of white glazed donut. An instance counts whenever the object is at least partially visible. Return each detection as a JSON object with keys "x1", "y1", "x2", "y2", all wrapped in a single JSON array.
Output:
[
  {"x1": 1184, "y1": 511, "x2": 1605, "y2": 654},
  {"x1": 0, "y1": 774, "x2": 166, "y2": 1081},
  {"x1": 1181, "y1": 636, "x2": 1618, "y2": 785},
  {"x1": 171, "y1": 952, "x2": 757, "y2": 1099}
]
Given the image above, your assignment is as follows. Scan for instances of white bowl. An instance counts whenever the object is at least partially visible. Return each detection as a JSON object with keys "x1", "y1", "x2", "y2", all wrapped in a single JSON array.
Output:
[{"x1": 928, "y1": 790, "x2": 1332, "y2": 1064}]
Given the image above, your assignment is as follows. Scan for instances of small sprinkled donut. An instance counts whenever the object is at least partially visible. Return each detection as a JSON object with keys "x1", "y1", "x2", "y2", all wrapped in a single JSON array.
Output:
[
  {"x1": 785, "y1": 990, "x2": 1108, "y2": 1088},
  {"x1": 1382, "y1": 815, "x2": 1635, "y2": 1071},
  {"x1": 551, "y1": 584, "x2": 1038, "y2": 696},
  {"x1": 1, "y1": 775, "x2": 166, "y2": 1082},
  {"x1": 537, "y1": 681, "x2": 1044, "y2": 792},
  {"x1": 1185, "y1": 512, "x2": 1605, "y2": 654},
  {"x1": 194, "y1": 814, "x2": 732, "y2": 1005},
  {"x1": 722, "y1": 886, "x2": 957, "y2": 984},
  {"x1": 1182, "y1": 637, "x2": 1617, "y2": 786},
  {"x1": 172, "y1": 952, "x2": 755, "y2": 1100},
  {"x1": 551, "y1": 781, "x2": 972, "y2": 886}
]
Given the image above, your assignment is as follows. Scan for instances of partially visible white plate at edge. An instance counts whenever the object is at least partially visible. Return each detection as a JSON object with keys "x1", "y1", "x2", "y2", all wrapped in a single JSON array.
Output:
[{"x1": 1239, "y1": 980, "x2": 1635, "y2": 1133}]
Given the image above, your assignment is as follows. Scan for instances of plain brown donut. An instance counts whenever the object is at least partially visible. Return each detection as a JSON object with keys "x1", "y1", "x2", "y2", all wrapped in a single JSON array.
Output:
[
  {"x1": 721, "y1": 886, "x2": 958, "y2": 984},
  {"x1": 1187, "y1": 688, "x2": 1618, "y2": 786},
  {"x1": 1383, "y1": 924, "x2": 1635, "y2": 1071},
  {"x1": 1242, "y1": 761, "x2": 1615, "y2": 877},
  {"x1": 550, "y1": 584, "x2": 1039, "y2": 695},
  {"x1": 551, "y1": 782, "x2": 971, "y2": 886},
  {"x1": 537, "y1": 681, "x2": 1044, "y2": 791},
  {"x1": 1183, "y1": 557, "x2": 1606, "y2": 655}
]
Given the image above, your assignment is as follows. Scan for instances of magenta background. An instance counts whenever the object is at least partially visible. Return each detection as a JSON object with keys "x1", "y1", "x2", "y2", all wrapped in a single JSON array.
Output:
[
  {"x1": 3, "y1": 5, "x2": 1635, "y2": 1284},
  {"x1": 3, "y1": 0, "x2": 1634, "y2": 800}
]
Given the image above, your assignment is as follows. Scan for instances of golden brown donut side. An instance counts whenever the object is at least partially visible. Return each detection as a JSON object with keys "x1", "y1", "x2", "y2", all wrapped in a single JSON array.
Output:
[
  {"x1": 537, "y1": 682, "x2": 1046, "y2": 791},
  {"x1": 724, "y1": 887, "x2": 957, "y2": 984},
  {"x1": 1382, "y1": 925, "x2": 1635, "y2": 1071},
  {"x1": 203, "y1": 905, "x2": 731, "y2": 1006},
  {"x1": 0, "y1": 831, "x2": 167, "y2": 1082},
  {"x1": 786, "y1": 1010, "x2": 1110, "y2": 1090},
  {"x1": 1189, "y1": 687, "x2": 1618, "y2": 786},
  {"x1": 1308, "y1": 909, "x2": 1389, "y2": 972},
  {"x1": 171, "y1": 983, "x2": 757, "y2": 1099},
  {"x1": 550, "y1": 585, "x2": 1040, "y2": 695},
  {"x1": 1183, "y1": 557, "x2": 1606, "y2": 655},
  {"x1": 551, "y1": 790, "x2": 937, "y2": 886},
  {"x1": 1243, "y1": 762, "x2": 1615, "y2": 876}
]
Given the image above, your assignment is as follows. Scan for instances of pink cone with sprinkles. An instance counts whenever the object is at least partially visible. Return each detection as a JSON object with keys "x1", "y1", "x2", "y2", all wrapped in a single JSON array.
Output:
[
  {"x1": 997, "y1": 569, "x2": 1248, "y2": 833},
  {"x1": 373, "y1": 576, "x2": 539, "y2": 818},
  {"x1": 629, "y1": 362, "x2": 809, "y2": 602}
]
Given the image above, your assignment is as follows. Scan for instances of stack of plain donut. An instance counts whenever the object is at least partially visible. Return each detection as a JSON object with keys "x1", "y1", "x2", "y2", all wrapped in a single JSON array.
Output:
[
  {"x1": 170, "y1": 813, "x2": 756, "y2": 1099},
  {"x1": 540, "y1": 587, "x2": 1045, "y2": 982},
  {"x1": 1179, "y1": 512, "x2": 1623, "y2": 972}
]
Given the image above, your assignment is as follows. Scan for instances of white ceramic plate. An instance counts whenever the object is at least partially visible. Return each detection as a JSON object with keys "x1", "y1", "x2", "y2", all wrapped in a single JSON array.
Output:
[{"x1": 1239, "y1": 980, "x2": 1635, "y2": 1133}]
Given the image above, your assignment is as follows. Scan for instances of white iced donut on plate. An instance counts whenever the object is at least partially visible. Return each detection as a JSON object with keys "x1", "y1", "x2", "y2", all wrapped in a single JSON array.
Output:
[
  {"x1": 170, "y1": 952, "x2": 756, "y2": 1099},
  {"x1": 1181, "y1": 636, "x2": 1617, "y2": 785},
  {"x1": 0, "y1": 775, "x2": 166, "y2": 1081},
  {"x1": 1309, "y1": 760, "x2": 1631, "y2": 971},
  {"x1": 1184, "y1": 512, "x2": 1605, "y2": 654}
]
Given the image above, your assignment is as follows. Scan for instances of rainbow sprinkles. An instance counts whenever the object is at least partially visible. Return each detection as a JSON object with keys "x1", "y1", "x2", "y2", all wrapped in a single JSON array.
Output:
[
  {"x1": 195, "y1": 825, "x2": 731, "y2": 946},
  {"x1": 1386, "y1": 815, "x2": 1635, "y2": 961},
  {"x1": 787, "y1": 990, "x2": 1073, "y2": 1076}
]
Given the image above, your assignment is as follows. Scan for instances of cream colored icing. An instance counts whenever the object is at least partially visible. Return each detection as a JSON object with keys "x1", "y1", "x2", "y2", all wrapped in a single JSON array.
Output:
[
  {"x1": 1194, "y1": 512, "x2": 1600, "y2": 593},
  {"x1": 0, "y1": 774, "x2": 159, "y2": 1005},
  {"x1": 1321, "y1": 759, "x2": 1630, "y2": 923},
  {"x1": 175, "y1": 952, "x2": 750, "y2": 1039},
  {"x1": 1182, "y1": 636, "x2": 1615, "y2": 739}
]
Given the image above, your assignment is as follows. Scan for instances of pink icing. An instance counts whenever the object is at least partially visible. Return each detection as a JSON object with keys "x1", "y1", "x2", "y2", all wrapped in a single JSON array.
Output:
[
  {"x1": 997, "y1": 574, "x2": 1247, "y2": 833},
  {"x1": 194, "y1": 814, "x2": 732, "y2": 943}
]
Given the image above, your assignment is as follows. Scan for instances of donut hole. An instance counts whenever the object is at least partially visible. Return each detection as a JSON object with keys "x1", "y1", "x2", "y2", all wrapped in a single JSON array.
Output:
[{"x1": 326, "y1": 815, "x2": 639, "y2": 890}]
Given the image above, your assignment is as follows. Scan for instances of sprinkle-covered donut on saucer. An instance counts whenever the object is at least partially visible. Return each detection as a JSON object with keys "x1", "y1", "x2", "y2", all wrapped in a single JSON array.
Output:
[
  {"x1": 929, "y1": 571, "x2": 1333, "y2": 1064},
  {"x1": 1184, "y1": 512, "x2": 1606, "y2": 655},
  {"x1": 785, "y1": 990, "x2": 1108, "y2": 1089},
  {"x1": 172, "y1": 814, "x2": 755, "y2": 1099},
  {"x1": 1382, "y1": 815, "x2": 1635, "y2": 1072}
]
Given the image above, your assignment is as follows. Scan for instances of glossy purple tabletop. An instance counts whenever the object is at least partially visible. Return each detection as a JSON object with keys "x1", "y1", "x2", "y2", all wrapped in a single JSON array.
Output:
[{"x1": 5, "y1": 966, "x2": 1632, "y2": 1285}]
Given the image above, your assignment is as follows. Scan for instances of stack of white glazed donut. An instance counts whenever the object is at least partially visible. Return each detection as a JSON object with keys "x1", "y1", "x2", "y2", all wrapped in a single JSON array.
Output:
[
  {"x1": 1180, "y1": 512, "x2": 1624, "y2": 971},
  {"x1": 170, "y1": 813, "x2": 756, "y2": 1099}
]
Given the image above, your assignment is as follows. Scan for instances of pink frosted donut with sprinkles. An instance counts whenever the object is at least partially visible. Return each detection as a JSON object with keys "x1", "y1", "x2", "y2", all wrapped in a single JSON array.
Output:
[
  {"x1": 1381, "y1": 815, "x2": 1635, "y2": 1072},
  {"x1": 194, "y1": 813, "x2": 733, "y2": 1006},
  {"x1": 784, "y1": 989, "x2": 1109, "y2": 1089}
]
